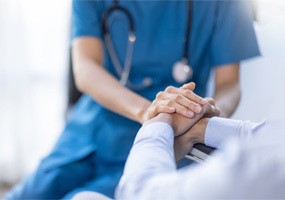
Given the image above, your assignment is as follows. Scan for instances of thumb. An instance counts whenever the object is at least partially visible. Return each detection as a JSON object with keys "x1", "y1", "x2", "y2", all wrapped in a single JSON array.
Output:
[{"x1": 181, "y1": 82, "x2": 196, "y2": 91}]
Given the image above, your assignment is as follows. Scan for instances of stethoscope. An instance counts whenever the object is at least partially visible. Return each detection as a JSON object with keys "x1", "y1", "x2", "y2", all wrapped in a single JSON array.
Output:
[{"x1": 102, "y1": 0, "x2": 193, "y2": 90}]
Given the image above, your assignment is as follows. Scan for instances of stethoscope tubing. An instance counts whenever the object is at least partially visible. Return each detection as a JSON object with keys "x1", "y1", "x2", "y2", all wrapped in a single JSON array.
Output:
[
  {"x1": 102, "y1": 0, "x2": 192, "y2": 89},
  {"x1": 104, "y1": 33, "x2": 135, "y2": 86},
  {"x1": 102, "y1": 1, "x2": 135, "y2": 36}
]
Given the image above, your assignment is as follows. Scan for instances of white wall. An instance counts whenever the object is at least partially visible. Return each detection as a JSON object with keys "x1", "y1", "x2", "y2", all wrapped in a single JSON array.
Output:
[
  {"x1": 233, "y1": 0, "x2": 285, "y2": 121},
  {"x1": 0, "y1": 0, "x2": 71, "y2": 182}
]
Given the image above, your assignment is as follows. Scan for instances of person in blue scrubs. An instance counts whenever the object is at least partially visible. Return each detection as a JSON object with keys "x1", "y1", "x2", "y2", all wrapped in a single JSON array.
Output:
[{"x1": 6, "y1": 0, "x2": 260, "y2": 199}]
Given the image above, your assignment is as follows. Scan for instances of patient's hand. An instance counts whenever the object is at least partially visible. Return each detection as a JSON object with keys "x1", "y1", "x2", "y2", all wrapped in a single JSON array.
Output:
[
  {"x1": 203, "y1": 97, "x2": 221, "y2": 118},
  {"x1": 171, "y1": 103, "x2": 212, "y2": 137},
  {"x1": 148, "y1": 103, "x2": 213, "y2": 137},
  {"x1": 147, "y1": 107, "x2": 211, "y2": 161},
  {"x1": 174, "y1": 118, "x2": 209, "y2": 161}
]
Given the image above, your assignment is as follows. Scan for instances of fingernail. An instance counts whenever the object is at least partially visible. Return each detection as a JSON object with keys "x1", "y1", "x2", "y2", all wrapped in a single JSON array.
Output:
[
  {"x1": 194, "y1": 106, "x2": 202, "y2": 113},
  {"x1": 211, "y1": 105, "x2": 216, "y2": 112},
  {"x1": 169, "y1": 107, "x2": 175, "y2": 111},
  {"x1": 187, "y1": 111, "x2": 194, "y2": 117}
]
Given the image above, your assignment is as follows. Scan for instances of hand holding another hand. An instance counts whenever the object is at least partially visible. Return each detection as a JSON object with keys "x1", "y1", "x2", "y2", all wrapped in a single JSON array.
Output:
[
  {"x1": 144, "y1": 82, "x2": 220, "y2": 161},
  {"x1": 174, "y1": 118, "x2": 209, "y2": 161},
  {"x1": 141, "y1": 82, "x2": 208, "y2": 123},
  {"x1": 144, "y1": 83, "x2": 221, "y2": 161},
  {"x1": 147, "y1": 104, "x2": 212, "y2": 161}
]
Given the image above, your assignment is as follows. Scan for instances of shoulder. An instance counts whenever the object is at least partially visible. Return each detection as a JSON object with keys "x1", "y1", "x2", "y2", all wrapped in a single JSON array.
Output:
[{"x1": 72, "y1": 0, "x2": 109, "y2": 14}]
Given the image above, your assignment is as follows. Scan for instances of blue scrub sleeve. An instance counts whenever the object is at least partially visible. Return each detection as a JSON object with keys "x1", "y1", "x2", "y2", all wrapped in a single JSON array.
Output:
[
  {"x1": 72, "y1": 0, "x2": 104, "y2": 39},
  {"x1": 210, "y1": 0, "x2": 260, "y2": 67}
]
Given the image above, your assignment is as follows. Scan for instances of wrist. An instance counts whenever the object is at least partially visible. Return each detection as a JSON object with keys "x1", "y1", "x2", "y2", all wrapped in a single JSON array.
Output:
[
  {"x1": 144, "y1": 113, "x2": 174, "y2": 129},
  {"x1": 191, "y1": 118, "x2": 209, "y2": 144},
  {"x1": 155, "y1": 113, "x2": 174, "y2": 127},
  {"x1": 136, "y1": 101, "x2": 151, "y2": 124}
]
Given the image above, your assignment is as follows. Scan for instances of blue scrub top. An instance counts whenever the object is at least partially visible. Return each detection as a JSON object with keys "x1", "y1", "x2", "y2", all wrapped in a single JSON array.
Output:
[{"x1": 41, "y1": 0, "x2": 260, "y2": 171}]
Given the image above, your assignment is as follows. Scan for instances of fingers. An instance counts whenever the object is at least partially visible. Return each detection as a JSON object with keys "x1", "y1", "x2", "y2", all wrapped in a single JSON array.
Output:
[
  {"x1": 182, "y1": 89, "x2": 208, "y2": 105},
  {"x1": 165, "y1": 86, "x2": 207, "y2": 106},
  {"x1": 157, "y1": 90, "x2": 201, "y2": 115},
  {"x1": 151, "y1": 84, "x2": 207, "y2": 119},
  {"x1": 181, "y1": 82, "x2": 196, "y2": 91},
  {"x1": 148, "y1": 83, "x2": 214, "y2": 121},
  {"x1": 201, "y1": 103, "x2": 212, "y2": 115},
  {"x1": 160, "y1": 99, "x2": 195, "y2": 118},
  {"x1": 204, "y1": 107, "x2": 220, "y2": 118},
  {"x1": 181, "y1": 82, "x2": 208, "y2": 105},
  {"x1": 161, "y1": 93, "x2": 201, "y2": 114},
  {"x1": 204, "y1": 97, "x2": 215, "y2": 106},
  {"x1": 147, "y1": 103, "x2": 175, "y2": 119},
  {"x1": 203, "y1": 97, "x2": 221, "y2": 117}
]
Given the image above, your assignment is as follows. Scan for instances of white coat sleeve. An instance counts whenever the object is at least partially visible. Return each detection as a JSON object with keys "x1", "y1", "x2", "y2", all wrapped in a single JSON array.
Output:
[{"x1": 115, "y1": 118, "x2": 267, "y2": 200}]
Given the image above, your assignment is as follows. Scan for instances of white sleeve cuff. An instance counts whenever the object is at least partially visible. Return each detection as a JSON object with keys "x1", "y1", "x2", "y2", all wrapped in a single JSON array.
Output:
[
  {"x1": 204, "y1": 117, "x2": 242, "y2": 148},
  {"x1": 135, "y1": 122, "x2": 174, "y2": 148},
  {"x1": 205, "y1": 117, "x2": 266, "y2": 149}
]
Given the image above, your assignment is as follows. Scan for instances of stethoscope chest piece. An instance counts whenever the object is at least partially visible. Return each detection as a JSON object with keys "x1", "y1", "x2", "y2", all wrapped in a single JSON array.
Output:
[{"x1": 172, "y1": 60, "x2": 193, "y2": 84}]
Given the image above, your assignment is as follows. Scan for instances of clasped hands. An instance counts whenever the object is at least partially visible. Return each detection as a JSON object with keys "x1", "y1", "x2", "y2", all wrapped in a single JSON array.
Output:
[{"x1": 144, "y1": 82, "x2": 220, "y2": 161}]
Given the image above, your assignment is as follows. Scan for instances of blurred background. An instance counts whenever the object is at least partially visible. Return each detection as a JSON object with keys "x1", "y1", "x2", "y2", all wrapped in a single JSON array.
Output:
[{"x1": 0, "y1": 0, "x2": 285, "y2": 197}]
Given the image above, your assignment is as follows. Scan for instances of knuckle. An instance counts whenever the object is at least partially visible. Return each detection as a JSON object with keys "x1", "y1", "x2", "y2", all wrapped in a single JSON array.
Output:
[
  {"x1": 156, "y1": 91, "x2": 163, "y2": 99},
  {"x1": 165, "y1": 86, "x2": 171, "y2": 92},
  {"x1": 175, "y1": 94, "x2": 183, "y2": 101},
  {"x1": 166, "y1": 100, "x2": 174, "y2": 106},
  {"x1": 153, "y1": 105, "x2": 160, "y2": 113},
  {"x1": 165, "y1": 86, "x2": 174, "y2": 92},
  {"x1": 183, "y1": 90, "x2": 193, "y2": 97},
  {"x1": 207, "y1": 97, "x2": 215, "y2": 104},
  {"x1": 190, "y1": 104, "x2": 196, "y2": 110},
  {"x1": 206, "y1": 104, "x2": 212, "y2": 112}
]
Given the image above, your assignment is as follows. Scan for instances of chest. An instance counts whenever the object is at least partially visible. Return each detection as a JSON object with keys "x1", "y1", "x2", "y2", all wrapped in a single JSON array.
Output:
[
  {"x1": 102, "y1": 1, "x2": 217, "y2": 95},
  {"x1": 105, "y1": 1, "x2": 217, "y2": 68}
]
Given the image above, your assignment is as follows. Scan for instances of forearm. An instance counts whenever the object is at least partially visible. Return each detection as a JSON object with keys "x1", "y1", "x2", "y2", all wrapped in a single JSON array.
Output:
[
  {"x1": 72, "y1": 38, "x2": 150, "y2": 124},
  {"x1": 75, "y1": 60, "x2": 150, "y2": 123},
  {"x1": 214, "y1": 82, "x2": 241, "y2": 118},
  {"x1": 116, "y1": 116, "x2": 265, "y2": 199}
]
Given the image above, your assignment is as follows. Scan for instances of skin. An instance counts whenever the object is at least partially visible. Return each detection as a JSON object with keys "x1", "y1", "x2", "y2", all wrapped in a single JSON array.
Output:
[
  {"x1": 72, "y1": 37, "x2": 240, "y2": 124},
  {"x1": 72, "y1": 37, "x2": 151, "y2": 124},
  {"x1": 174, "y1": 118, "x2": 209, "y2": 161},
  {"x1": 146, "y1": 112, "x2": 210, "y2": 162},
  {"x1": 147, "y1": 84, "x2": 208, "y2": 119},
  {"x1": 214, "y1": 64, "x2": 241, "y2": 118},
  {"x1": 148, "y1": 64, "x2": 241, "y2": 119}
]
